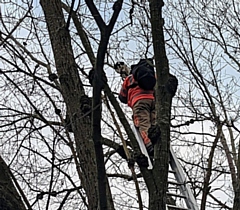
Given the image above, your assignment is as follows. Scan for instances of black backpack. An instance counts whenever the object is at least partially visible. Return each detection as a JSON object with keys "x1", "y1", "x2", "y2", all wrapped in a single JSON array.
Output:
[{"x1": 131, "y1": 59, "x2": 156, "y2": 90}]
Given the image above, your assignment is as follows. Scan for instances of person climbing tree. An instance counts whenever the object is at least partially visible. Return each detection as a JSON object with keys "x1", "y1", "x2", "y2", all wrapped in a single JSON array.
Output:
[{"x1": 116, "y1": 59, "x2": 160, "y2": 157}]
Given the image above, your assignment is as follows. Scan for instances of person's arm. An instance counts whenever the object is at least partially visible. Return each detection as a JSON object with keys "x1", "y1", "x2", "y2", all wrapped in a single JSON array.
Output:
[{"x1": 118, "y1": 77, "x2": 129, "y2": 104}]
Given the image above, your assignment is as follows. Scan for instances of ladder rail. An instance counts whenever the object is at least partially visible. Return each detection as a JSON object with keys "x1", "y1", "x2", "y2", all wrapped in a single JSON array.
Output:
[
  {"x1": 131, "y1": 125, "x2": 198, "y2": 209},
  {"x1": 170, "y1": 146, "x2": 199, "y2": 210},
  {"x1": 131, "y1": 125, "x2": 153, "y2": 169}
]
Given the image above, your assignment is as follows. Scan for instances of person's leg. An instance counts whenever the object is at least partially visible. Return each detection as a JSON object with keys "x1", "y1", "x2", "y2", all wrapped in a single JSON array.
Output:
[
  {"x1": 132, "y1": 99, "x2": 153, "y2": 156},
  {"x1": 150, "y1": 100, "x2": 156, "y2": 126},
  {"x1": 148, "y1": 100, "x2": 161, "y2": 145}
]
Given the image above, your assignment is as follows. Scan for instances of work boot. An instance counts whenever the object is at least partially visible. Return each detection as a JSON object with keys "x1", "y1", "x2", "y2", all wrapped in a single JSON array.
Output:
[
  {"x1": 136, "y1": 154, "x2": 149, "y2": 168},
  {"x1": 148, "y1": 124, "x2": 161, "y2": 145}
]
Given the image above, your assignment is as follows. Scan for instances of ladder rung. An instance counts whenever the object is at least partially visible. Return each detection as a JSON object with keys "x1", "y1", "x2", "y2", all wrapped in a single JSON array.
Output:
[
  {"x1": 169, "y1": 169, "x2": 176, "y2": 173},
  {"x1": 168, "y1": 180, "x2": 183, "y2": 186},
  {"x1": 167, "y1": 192, "x2": 186, "y2": 199},
  {"x1": 166, "y1": 204, "x2": 189, "y2": 210}
]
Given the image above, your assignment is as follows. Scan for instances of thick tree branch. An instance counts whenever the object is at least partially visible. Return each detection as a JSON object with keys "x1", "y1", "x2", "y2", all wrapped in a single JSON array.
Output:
[
  {"x1": 201, "y1": 123, "x2": 222, "y2": 210},
  {"x1": 85, "y1": 0, "x2": 106, "y2": 30}
]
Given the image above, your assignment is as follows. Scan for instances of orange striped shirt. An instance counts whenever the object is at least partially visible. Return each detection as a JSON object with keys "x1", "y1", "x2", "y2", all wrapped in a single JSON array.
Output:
[{"x1": 119, "y1": 75, "x2": 154, "y2": 108}]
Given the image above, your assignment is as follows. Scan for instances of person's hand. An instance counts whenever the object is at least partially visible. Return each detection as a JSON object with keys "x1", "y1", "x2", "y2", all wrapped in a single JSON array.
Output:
[{"x1": 114, "y1": 62, "x2": 130, "y2": 79}]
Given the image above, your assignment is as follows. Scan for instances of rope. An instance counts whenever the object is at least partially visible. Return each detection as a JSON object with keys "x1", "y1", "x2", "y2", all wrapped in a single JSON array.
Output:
[{"x1": 104, "y1": 96, "x2": 143, "y2": 210}]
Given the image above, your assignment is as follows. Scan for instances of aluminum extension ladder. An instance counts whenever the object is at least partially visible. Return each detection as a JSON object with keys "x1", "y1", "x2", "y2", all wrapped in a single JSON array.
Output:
[
  {"x1": 166, "y1": 146, "x2": 199, "y2": 210},
  {"x1": 132, "y1": 125, "x2": 199, "y2": 210}
]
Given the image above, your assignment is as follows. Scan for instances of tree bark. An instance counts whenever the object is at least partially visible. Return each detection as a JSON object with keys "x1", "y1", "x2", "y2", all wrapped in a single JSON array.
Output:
[
  {"x1": 40, "y1": 0, "x2": 99, "y2": 209},
  {"x1": 85, "y1": 1, "x2": 123, "y2": 209},
  {"x1": 149, "y1": 0, "x2": 172, "y2": 209},
  {"x1": 0, "y1": 156, "x2": 26, "y2": 210},
  {"x1": 233, "y1": 137, "x2": 240, "y2": 210},
  {"x1": 201, "y1": 124, "x2": 222, "y2": 210}
]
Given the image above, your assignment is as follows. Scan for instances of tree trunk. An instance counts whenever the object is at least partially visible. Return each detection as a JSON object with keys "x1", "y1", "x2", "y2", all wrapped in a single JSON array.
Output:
[
  {"x1": 40, "y1": 1, "x2": 99, "y2": 209},
  {"x1": 85, "y1": 1, "x2": 124, "y2": 209},
  {"x1": 149, "y1": 0, "x2": 172, "y2": 209},
  {"x1": 0, "y1": 156, "x2": 26, "y2": 210},
  {"x1": 233, "y1": 139, "x2": 240, "y2": 210}
]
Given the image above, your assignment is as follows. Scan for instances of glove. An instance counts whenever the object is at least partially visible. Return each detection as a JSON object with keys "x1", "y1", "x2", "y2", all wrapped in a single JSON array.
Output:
[
  {"x1": 165, "y1": 74, "x2": 178, "y2": 97},
  {"x1": 114, "y1": 62, "x2": 124, "y2": 71},
  {"x1": 114, "y1": 62, "x2": 130, "y2": 78}
]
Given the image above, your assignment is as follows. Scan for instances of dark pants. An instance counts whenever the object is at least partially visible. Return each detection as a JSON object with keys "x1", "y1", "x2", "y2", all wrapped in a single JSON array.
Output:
[{"x1": 132, "y1": 99, "x2": 156, "y2": 145}]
